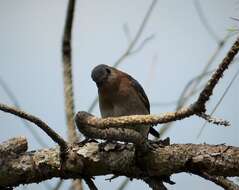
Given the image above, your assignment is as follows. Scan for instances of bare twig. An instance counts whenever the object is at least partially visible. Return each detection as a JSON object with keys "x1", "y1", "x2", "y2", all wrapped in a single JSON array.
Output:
[
  {"x1": 62, "y1": 0, "x2": 78, "y2": 143},
  {"x1": 0, "y1": 103, "x2": 67, "y2": 150},
  {"x1": 62, "y1": 1, "x2": 83, "y2": 189},
  {"x1": 0, "y1": 137, "x2": 27, "y2": 155},
  {"x1": 123, "y1": 23, "x2": 132, "y2": 44},
  {"x1": 197, "y1": 112, "x2": 230, "y2": 126},
  {"x1": 196, "y1": 37, "x2": 239, "y2": 110},
  {"x1": 159, "y1": 34, "x2": 234, "y2": 136},
  {"x1": 177, "y1": 70, "x2": 214, "y2": 109},
  {"x1": 197, "y1": 68, "x2": 239, "y2": 138},
  {"x1": 0, "y1": 76, "x2": 48, "y2": 148},
  {"x1": 177, "y1": 34, "x2": 231, "y2": 109},
  {"x1": 198, "y1": 172, "x2": 239, "y2": 190},
  {"x1": 194, "y1": 0, "x2": 219, "y2": 43},
  {"x1": 87, "y1": 0, "x2": 158, "y2": 113},
  {"x1": 117, "y1": 178, "x2": 130, "y2": 190},
  {"x1": 130, "y1": 34, "x2": 155, "y2": 55},
  {"x1": 114, "y1": 0, "x2": 157, "y2": 68}
]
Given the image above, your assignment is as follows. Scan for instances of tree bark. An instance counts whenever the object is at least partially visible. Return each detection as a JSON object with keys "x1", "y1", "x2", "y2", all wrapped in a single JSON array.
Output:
[{"x1": 1, "y1": 137, "x2": 239, "y2": 188}]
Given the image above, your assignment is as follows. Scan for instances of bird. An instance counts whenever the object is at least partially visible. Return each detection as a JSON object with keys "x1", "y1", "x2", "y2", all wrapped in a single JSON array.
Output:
[{"x1": 91, "y1": 64, "x2": 159, "y2": 139}]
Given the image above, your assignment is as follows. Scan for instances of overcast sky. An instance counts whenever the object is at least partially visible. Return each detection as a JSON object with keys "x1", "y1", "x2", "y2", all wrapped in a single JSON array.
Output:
[{"x1": 0, "y1": 0, "x2": 239, "y2": 189}]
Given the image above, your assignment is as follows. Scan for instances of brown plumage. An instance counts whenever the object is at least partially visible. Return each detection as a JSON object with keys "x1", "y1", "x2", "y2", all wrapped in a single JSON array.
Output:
[{"x1": 91, "y1": 64, "x2": 159, "y2": 138}]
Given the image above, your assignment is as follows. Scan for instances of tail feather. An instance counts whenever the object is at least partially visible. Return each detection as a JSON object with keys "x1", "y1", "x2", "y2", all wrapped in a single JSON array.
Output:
[{"x1": 149, "y1": 127, "x2": 160, "y2": 138}]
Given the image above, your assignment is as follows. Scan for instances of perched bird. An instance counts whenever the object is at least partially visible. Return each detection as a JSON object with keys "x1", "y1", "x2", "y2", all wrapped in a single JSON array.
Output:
[{"x1": 91, "y1": 64, "x2": 159, "y2": 138}]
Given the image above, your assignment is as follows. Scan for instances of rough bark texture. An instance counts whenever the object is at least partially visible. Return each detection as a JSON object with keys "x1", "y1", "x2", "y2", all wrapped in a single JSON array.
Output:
[{"x1": 1, "y1": 137, "x2": 239, "y2": 188}]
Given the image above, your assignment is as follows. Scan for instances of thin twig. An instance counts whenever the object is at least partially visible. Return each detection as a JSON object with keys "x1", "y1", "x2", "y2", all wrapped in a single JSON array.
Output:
[
  {"x1": 123, "y1": 23, "x2": 132, "y2": 44},
  {"x1": 198, "y1": 172, "x2": 239, "y2": 190},
  {"x1": 130, "y1": 34, "x2": 155, "y2": 55},
  {"x1": 197, "y1": 112, "x2": 230, "y2": 126},
  {"x1": 62, "y1": 0, "x2": 78, "y2": 143},
  {"x1": 0, "y1": 76, "x2": 48, "y2": 148},
  {"x1": 152, "y1": 78, "x2": 211, "y2": 108},
  {"x1": 114, "y1": 0, "x2": 158, "y2": 68},
  {"x1": 197, "y1": 68, "x2": 239, "y2": 138},
  {"x1": 196, "y1": 37, "x2": 239, "y2": 110},
  {"x1": 62, "y1": 1, "x2": 82, "y2": 190},
  {"x1": 159, "y1": 34, "x2": 232, "y2": 136},
  {"x1": 194, "y1": 0, "x2": 219, "y2": 43},
  {"x1": 0, "y1": 103, "x2": 67, "y2": 150},
  {"x1": 117, "y1": 178, "x2": 130, "y2": 190},
  {"x1": 178, "y1": 34, "x2": 231, "y2": 109}
]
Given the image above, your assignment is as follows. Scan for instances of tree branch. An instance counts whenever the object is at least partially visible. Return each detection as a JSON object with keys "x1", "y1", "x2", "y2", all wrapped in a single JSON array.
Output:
[
  {"x1": 196, "y1": 37, "x2": 239, "y2": 111},
  {"x1": 197, "y1": 67, "x2": 239, "y2": 138},
  {"x1": 0, "y1": 137, "x2": 27, "y2": 155},
  {"x1": 197, "y1": 172, "x2": 239, "y2": 190},
  {"x1": 62, "y1": 0, "x2": 78, "y2": 144},
  {"x1": 62, "y1": 0, "x2": 82, "y2": 189},
  {"x1": 1, "y1": 139, "x2": 239, "y2": 189},
  {"x1": 0, "y1": 103, "x2": 67, "y2": 150},
  {"x1": 0, "y1": 76, "x2": 48, "y2": 148},
  {"x1": 159, "y1": 33, "x2": 232, "y2": 137}
]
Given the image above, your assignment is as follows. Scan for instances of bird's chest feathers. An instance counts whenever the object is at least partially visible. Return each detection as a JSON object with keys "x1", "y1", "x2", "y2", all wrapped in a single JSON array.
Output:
[
  {"x1": 99, "y1": 86, "x2": 145, "y2": 117},
  {"x1": 99, "y1": 84, "x2": 132, "y2": 117}
]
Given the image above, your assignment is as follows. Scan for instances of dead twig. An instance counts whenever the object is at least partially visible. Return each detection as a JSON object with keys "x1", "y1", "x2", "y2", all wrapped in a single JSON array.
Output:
[
  {"x1": 0, "y1": 76, "x2": 48, "y2": 148},
  {"x1": 197, "y1": 68, "x2": 239, "y2": 138},
  {"x1": 198, "y1": 172, "x2": 239, "y2": 190},
  {"x1": 62, "y1": 1, "x2": 83, "y2": 189},
  {"x1": 0, "y1": 103, "x2": 67, "y2": 151},
  {"x1": 62, "y1": 0, "x2": 78, "y2": 143}
]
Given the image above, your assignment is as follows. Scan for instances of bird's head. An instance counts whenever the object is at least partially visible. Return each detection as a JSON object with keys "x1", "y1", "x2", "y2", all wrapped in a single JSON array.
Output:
[{"x1": 91, "y1": 64, "x2": 115, "y2": 88}]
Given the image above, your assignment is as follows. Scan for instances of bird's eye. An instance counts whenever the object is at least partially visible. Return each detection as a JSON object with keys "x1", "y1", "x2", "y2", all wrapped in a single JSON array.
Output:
[{"x1": 106, "y1": 68, "x2": 111, "y2": 74}]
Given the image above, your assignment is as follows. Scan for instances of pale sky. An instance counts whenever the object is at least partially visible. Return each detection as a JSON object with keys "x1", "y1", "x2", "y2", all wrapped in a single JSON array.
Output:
[{"x1": 0, "y1": 0, "x2": 239, "y2": 189}]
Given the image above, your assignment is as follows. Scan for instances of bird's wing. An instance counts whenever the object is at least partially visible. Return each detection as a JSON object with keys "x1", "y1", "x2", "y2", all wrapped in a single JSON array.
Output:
[
  {"x1": 127, "y1": 75, "x2": 150, "y2": 113},
  {"x1": 127, "y1": 75, "x2": 160, "y2": 138}
]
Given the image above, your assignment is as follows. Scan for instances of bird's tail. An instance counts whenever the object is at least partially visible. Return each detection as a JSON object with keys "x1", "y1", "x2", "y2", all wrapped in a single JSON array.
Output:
[{"x1": 149, "y1": 127, "x2": 160, "y2": 138}]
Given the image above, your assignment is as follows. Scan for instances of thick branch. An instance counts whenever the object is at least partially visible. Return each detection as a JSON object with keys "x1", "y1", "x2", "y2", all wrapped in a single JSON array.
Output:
[
  {"x1": 0, "y1": 103, "x2": 67, "y2": 150},
  {"x1": 1, "y1": 140, "x2": 239, "y2": 188},
  {"x1": 0, "y1": 137, "x2": 27, "y2": 155}
]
